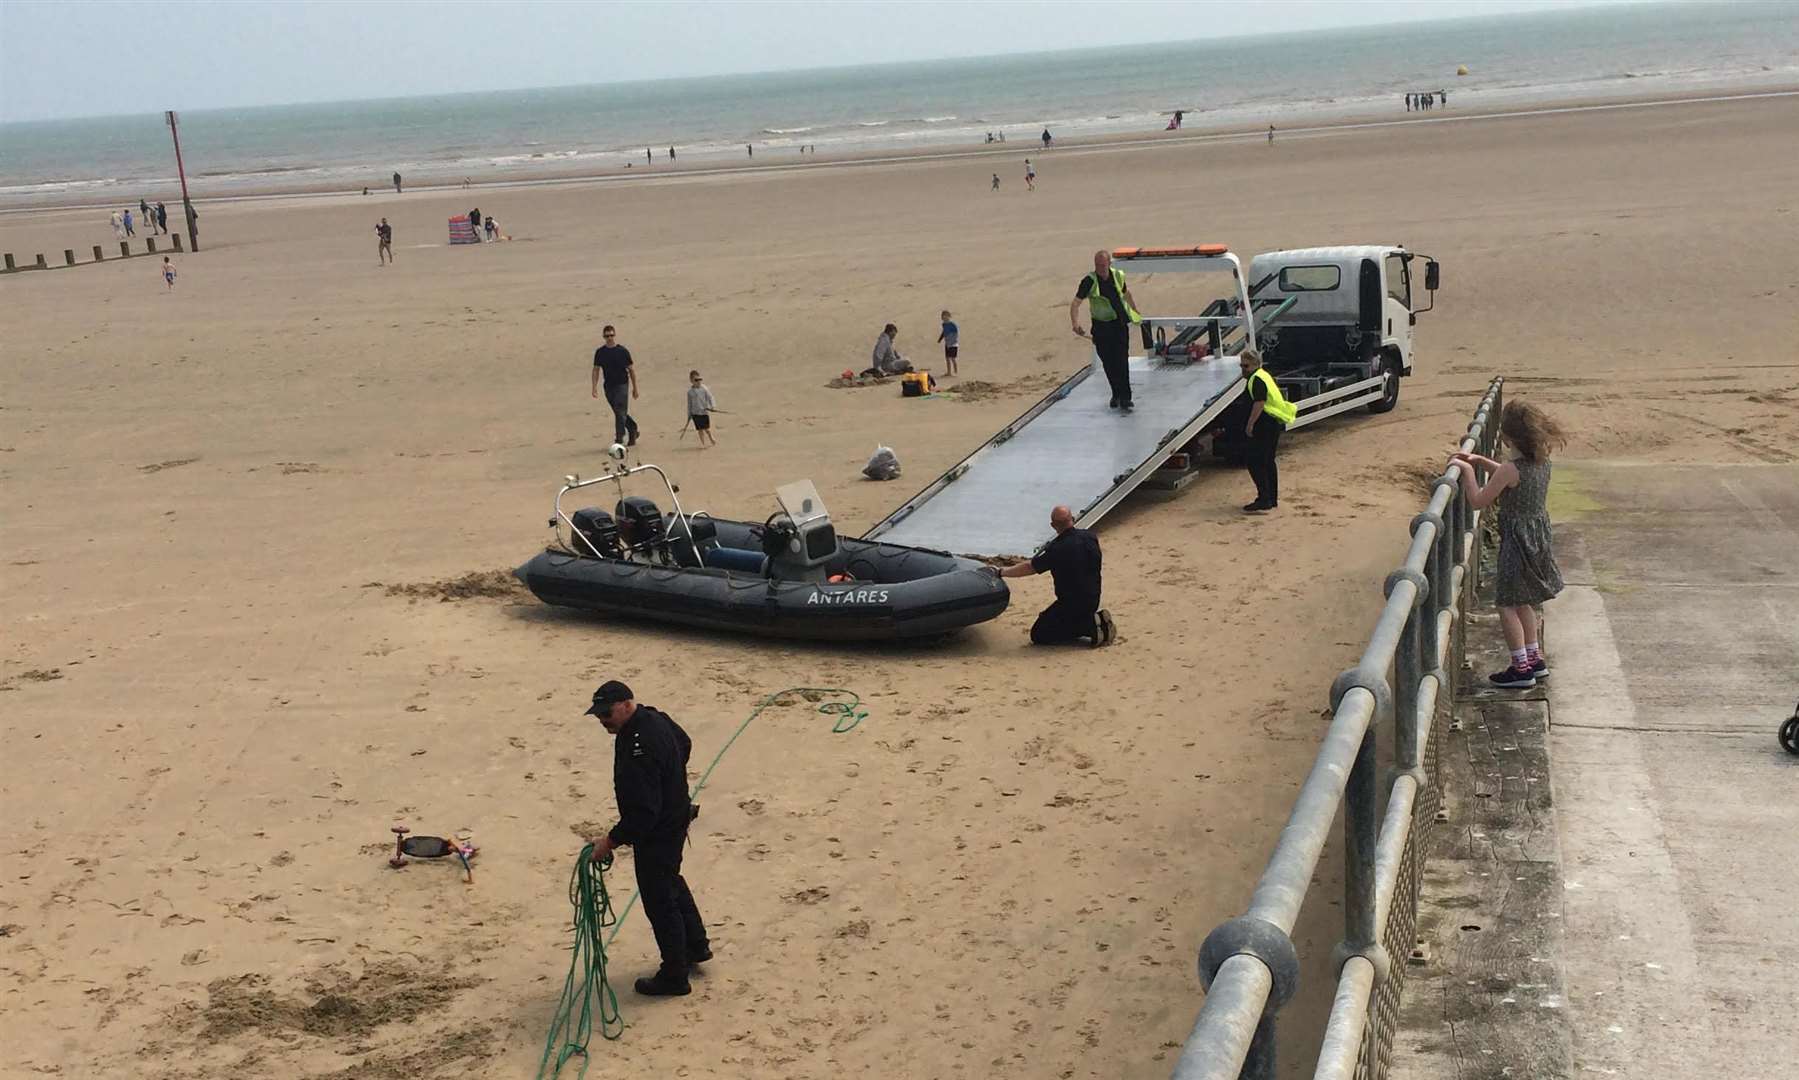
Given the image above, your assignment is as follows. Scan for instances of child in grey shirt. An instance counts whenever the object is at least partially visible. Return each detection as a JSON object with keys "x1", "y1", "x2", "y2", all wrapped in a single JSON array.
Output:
[{"x1": 686, "y1": 370, "x2": 718, "y2": 447}]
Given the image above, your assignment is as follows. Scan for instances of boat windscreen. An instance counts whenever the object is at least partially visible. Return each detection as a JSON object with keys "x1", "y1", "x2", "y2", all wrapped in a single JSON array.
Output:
[{"x1": 775, "y1": 479, "x2": 831, "y2": 529}]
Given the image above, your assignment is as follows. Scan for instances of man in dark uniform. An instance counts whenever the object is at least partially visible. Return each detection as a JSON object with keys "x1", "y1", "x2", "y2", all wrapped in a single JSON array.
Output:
[
  {"x1": 996, "y1": 505, "x2": 1116, "y2": 646},
  {"x1": 1070, "y1": 250, "x2": 1142, "y2": 412},
  {"x1": 584, "y1": 680, "x2": 712, "y2": 997}
]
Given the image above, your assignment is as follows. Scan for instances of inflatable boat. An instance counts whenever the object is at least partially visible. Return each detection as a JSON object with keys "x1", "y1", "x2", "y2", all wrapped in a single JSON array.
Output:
[{"x1": 514, "y1": 461, "x2": 1008, "y2": 641}]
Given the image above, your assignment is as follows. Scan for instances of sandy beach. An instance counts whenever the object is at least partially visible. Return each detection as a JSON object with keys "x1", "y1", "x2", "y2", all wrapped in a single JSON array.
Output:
[{"x1": 3, "y1": 90, "x2": 1798, "y2": 1080}]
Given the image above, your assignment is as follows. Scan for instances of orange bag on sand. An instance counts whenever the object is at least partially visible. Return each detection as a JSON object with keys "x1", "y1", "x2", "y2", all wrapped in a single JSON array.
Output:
[{"x1": 901, "y1": 371, "x2": 936, "y2": 397}]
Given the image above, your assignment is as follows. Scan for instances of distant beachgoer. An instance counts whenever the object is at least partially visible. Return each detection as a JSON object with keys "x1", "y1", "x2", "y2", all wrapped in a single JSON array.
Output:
[
  {"x1": 1438, "y1": 90, "x2": 1448, "y2": 107},
  {"x1": 747, "y1": 143, "x2": 753, "y2": 158},
  {"x1": 647, "y1": 148, "x2": 653, "y2": 164},
  {"x1": 668, "y1": 146, "x2": 675, "y2": 161},
  {"x1": 1450, "y1": 401, "x2": 1567, "y2": 689},
  {"x1": 123, "y1": 209, "x2": 136, "y2": 237},
  {"x1": 363, "y1": 187, "x2": 369, "y2": 196},
  {"x1": 393, "y1": 171, "x2": 403, "y2": 193},
  {"x1": 375, "y1": 217, "x2": 394, "y2": 265},
  {"x1": 1268, "y1": 125, "x2": 1275, "y2": 144},
  {"x1": 155, "y1": 202, "x2": 167, "y2": 233},
  {"x1": 937, "y1": 310, "x2": 959, "y2": 377},
  {"x1": 592, "y1": 325, "x2": 640, "y2": 447},
  {"x1": 865, "y1": 324, "x2": 911, "y2": 377},
  {"x1": 997, "y1": 131, "x2": 1005, "y2": 142},
  {"x1": 140, "y1": 198, "x2": 150, "y2": 223},
  {"x1": 160, "y1": 256, "x2": 177, "y2": 291},
  {"x1": 468, "y1": 208, "x2": 482, "y2": 241},
  {"x1": 1041, "y1": 128, "x2": 1052, "y2": 148},
  {"x1": 111, "y1": 210, "x2": 124, "y2": 240},
  {"x1": 484, "y1": 216, "x2": 497, "y2": 240},
  {"x1": 1405, "y1": 93, "x2": 1412, "y2": 112},
  {"x1": 686, "y1": 370, "x2": 718, "y2": 447},
  {"x1": 991, "y1": 172, "x2": 1001, "y2": 192},
  {"x1": 986, "y1": 132, "x2": 994, "y2": 143},
  {"x1": 1024, "y1": 158, "x2": 1036, "y2": 190}
]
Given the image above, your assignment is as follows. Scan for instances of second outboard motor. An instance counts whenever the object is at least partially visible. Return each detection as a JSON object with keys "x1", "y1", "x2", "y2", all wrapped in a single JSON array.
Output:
[{"x1": 616, "y1": 496, "x2": 666, "y2": 556}]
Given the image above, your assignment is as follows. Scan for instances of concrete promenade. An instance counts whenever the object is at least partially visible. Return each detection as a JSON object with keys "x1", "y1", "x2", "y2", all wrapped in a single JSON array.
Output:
[{"x1": 1397, "y1": 461, "x2": 1798, "y2": 1078}]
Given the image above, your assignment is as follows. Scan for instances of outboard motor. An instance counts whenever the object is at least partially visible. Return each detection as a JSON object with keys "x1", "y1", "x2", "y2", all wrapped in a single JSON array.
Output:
[
  {"x1": 569, "y1": 507, "x2": 621, "y2": 559},
  {"x1": 616, "y1": 496, "x2": 666, "y2": 558}
]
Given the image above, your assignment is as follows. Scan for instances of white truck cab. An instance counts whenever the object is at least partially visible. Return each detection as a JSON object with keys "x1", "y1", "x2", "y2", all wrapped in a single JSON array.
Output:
[{"x1": 1245, "y1": 246, "x2": 1439, "y2": 413}]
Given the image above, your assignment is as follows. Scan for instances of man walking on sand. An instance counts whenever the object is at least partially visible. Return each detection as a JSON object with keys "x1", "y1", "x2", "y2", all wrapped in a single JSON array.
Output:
[
  {"x1": 583, "y1": 680, "x2": 712, "y2": 997},
  {"x1": 592, "y1": 325, "x2": 640, "y2": 447},
  {"x1": 393, "y1": 171, "x2": 403, "y2": 193},
  {"x1": 1024, "y1": 158, "x2": 1036, "y2": 190},
  {"x1": 993, "y1": 505, "x2": 1115, "y2": 647},
  {"x1": 375, "y1": 217, "x2": 394, "y2": 265},
  {"x1": 1071, "y1": 249, "x2": 1142, "y2": 412}
]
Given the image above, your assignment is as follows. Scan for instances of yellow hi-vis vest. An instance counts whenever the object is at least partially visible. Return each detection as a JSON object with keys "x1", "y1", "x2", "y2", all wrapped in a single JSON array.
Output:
[
  {"x1": 1250, "y1": 367, "x2": 1297, "y2": 425},
  {"x1": 1084, "y1": 267, "x2": 1141, "y2": 323}
]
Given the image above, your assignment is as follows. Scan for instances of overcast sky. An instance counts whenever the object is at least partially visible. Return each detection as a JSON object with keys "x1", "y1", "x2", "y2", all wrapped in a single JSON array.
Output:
[{"x1": 1, "y1": 0, "x2": 1646, "y2": 123}]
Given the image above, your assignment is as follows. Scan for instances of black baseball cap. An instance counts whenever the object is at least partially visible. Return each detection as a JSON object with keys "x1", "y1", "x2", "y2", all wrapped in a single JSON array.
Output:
[{"x1": 585, "y1": 680, "x2": 633, "y2": 715}]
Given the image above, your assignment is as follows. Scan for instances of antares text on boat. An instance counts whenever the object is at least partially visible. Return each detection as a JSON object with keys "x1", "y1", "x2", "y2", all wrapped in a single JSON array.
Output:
[{"x1": 513, "y1": 448, "x2": 1010, "y2": 641}]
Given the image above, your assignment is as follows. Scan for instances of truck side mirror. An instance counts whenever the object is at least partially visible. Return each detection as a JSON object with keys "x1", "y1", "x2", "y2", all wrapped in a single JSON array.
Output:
[{"x1": 1424, "y1": 260, "x2": 1440, "y2": 291}]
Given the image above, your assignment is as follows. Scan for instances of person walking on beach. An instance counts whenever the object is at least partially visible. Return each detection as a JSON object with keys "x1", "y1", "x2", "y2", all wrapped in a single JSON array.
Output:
[
  {"x1": 159, "y1": 256, "x2": 177, "y2": 291},
  {"x1": 123, "y1": 208, "x2": 136, "y2": 237},
  {"x1": 1071, "y1": 249, "x2": 1141, "y2": 412},
  {"x1": 375, "y1": 217, "x2": 394, "y2": 265},
  {"x1": 139, "y1": 198, "x2": 150, "y2": 226},
  {"x1": 155, "y1": 201, "x2": 168, "y2": 234},
  {"x1": 468, "y1": 207, "x2": 482, "y2": 241},
  {"x1": 937, "y1": 310, "x2": 959, "y2": 377},
  {"x1": 1450, "y1": 402, "x2": 1567, "y2": 689},
  {"x1": 582, "y1": 680, "x2": 712, "y2": 997},
  {"x1": 592, "y1": 324, "x2": 640, "y2": 447},
  {"x1": 111, "y1": 210, "x2": 124, "y2": 240},
  {"x1": 993, "y1": 505, "x2": 1116, "y2": 647},
  {"x1": 668, "y1": 146, "x2": 675, "y2": 161},
  {"x1": 1268, "y1": 125, "x2": 1276, "y2": 144},
  {"x1": 991, "y1": 172, "x2": 1001, "y2": 192},
  {"x1": 686, "y1": 370, "x2": 718, "y2": 447},
  {"x1": 393, "y1": 171, "x2": 403, "y2": 193},
  {"x1": 1041, "y1": 127, "x2": 1053, "y2": 148},
  {"x1": 1238, "y1": 349, "x2": 1294, "y2": 513},
  {"x1": 1024, "y1": 158, "x2": 1036, "y2": 190}
]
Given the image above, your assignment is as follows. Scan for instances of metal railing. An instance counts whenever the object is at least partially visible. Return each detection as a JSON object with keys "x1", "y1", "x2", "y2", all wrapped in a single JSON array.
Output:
[{"x1": 1173, "y1": 376, "x2": 1506, "y2": 1080}]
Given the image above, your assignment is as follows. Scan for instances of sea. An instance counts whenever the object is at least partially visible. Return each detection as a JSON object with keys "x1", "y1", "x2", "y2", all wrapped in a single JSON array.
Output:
[{"x1": 2, "y1": 1, "x2": 1796, "y2": 209}]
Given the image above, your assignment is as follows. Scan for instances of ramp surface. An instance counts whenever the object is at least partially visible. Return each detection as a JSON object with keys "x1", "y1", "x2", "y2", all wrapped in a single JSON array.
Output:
[{"x1": 866, "y1": 356, "x2": 1243, "y2": 556}]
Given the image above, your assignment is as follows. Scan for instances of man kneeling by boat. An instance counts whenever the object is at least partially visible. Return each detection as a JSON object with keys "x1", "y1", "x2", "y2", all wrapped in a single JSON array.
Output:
[{"x1": 994, "y1": 505, "x2": 1116, "y2": 647}]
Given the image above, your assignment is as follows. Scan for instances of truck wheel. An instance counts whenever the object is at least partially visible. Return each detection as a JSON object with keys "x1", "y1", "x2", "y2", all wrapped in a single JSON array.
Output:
[{"x1": 1367, "y1": 356, "x2": 1401, "y2": 414}]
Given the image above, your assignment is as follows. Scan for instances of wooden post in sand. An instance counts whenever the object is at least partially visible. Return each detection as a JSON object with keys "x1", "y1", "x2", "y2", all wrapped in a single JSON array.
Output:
[
  {"x1": 93, "y1": 245, "x2": 105, "y2": 261},
  {"x1": 147, "y1": 238, "x2": 157, "y2": 253},
  {"x1": 172, "y1": 233, "x2": 183, "y2": 253},
  {"x1": 36, "y1": 254, "x2": 47, "y2": 269},
  {"x1": 119, "y1": 241, "x2": 131, "y2": 258},
  {"x1": 65, "y1": 249, "x2": 76, "y2": 266},
  {"x1": 3, "y1": 253, "x2": 14, "y2": 271}
]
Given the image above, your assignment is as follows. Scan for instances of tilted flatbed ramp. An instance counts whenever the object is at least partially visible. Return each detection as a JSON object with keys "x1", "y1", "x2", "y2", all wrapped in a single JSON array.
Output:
[{"x1": 864, "y1": 356, "x2": 1245, "y2": 557}]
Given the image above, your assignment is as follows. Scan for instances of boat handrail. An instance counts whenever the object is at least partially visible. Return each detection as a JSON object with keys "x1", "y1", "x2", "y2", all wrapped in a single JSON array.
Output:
[{"x1": 552, "y1": 459, "x2": 704, "y2": 568}]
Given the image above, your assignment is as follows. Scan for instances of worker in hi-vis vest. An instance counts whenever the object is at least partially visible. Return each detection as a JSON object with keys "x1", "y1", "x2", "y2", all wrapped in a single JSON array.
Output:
[
  {"x1": 1070, "y1": 250, "x2": 1142, "y2": 412},
  {"x1": 1239, "y1": 349, "x2": 1296, "y2": 513}
]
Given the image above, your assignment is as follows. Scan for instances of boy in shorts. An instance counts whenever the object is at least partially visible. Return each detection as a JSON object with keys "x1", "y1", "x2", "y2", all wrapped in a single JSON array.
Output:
[
  {"x1": 686, "y1": 370, "x2": 718, "y2": 447},
  {"x1": 160, "y1": 256, "x2": 177, "y2": 291},
  {"x1": 937, "y1": 310, "x2": 959, "y2": 377}
]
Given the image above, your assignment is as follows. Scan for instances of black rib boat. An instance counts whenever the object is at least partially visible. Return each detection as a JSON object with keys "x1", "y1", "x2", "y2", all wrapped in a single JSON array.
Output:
[{"x1": 514, "y1": 464, "x2": 1008, "y2": 641}]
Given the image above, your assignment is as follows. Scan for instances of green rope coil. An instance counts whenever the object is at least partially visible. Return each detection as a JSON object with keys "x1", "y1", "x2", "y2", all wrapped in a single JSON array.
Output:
[
  {"x1": 537, "y1": 846, "x2": 622, "y2": 1079},
  {"x1": 536, "y1": 687, "x2": 867, "y2": 1077}
]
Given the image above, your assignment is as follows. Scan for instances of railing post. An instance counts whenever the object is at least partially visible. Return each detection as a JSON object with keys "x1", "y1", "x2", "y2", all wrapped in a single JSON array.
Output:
[{"x1": 1340, "y1": 727, "x2": 1381, "y2": 959}]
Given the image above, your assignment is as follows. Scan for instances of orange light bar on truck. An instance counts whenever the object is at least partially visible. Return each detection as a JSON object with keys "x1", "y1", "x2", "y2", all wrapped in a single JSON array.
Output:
[{"x1": 1112, "y1": 244, "x2": 1230, "y2": 258}]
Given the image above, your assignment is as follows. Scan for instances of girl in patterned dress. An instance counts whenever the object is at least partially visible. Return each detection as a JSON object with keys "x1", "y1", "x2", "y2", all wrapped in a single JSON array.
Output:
[{"x1": 1451, "y1": 401, "x2": 1567, "y2": 689}]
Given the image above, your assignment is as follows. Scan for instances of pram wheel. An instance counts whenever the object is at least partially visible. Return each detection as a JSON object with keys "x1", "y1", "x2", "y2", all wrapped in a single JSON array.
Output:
[{"x1": 1780, "y1": 713, "x2": 1799, "y2": 756}]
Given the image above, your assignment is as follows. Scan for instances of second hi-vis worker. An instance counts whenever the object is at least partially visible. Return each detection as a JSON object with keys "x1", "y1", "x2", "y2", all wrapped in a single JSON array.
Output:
[
  {"x1": 1239, "y1": 349, "x2": 1295, "y2": 513},
  {"x1": 1070, "y1": 250, "x2": 1141, "y2": 412}
]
